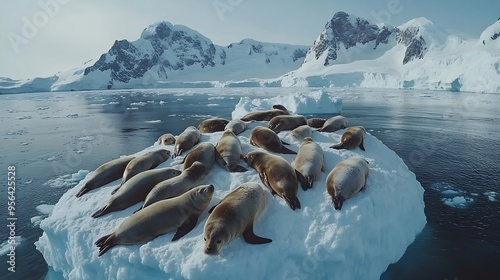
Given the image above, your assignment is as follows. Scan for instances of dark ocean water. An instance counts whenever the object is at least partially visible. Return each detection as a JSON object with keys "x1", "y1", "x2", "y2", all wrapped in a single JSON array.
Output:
[{"x1": 0, "y1": 88, "x2": 499, "y2": 280}]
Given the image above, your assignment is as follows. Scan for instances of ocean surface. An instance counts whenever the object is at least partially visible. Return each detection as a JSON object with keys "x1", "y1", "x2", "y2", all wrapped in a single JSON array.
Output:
[{"x1": 0, "y1": 88, "x2": 499, "y2": 280}]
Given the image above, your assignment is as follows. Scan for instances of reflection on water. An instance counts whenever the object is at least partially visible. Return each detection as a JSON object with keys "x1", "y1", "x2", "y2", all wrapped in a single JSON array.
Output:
[{"x1": 0, "y1": 88, "x2": 499, "y2": 280}]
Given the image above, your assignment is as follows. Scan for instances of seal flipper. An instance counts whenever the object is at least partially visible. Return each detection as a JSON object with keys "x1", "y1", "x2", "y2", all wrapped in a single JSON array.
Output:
[
  {"x1": 75, "y1": 183, "x2": 92, "y2": 197},
  {"x1": 232, "y1": 165, "x2": 248, "y2": 173},
  {"x1": 283, "y1": 194, "x2": 301, "y2": 210},
  {"x1": 172, "y1": 214, "x2": 199, "y2": 241},
  {"x1": 243, "y1": 223, "x2": 272, "y2": 244},
  {"x1": 95, "y1": 233, "x2": 116, "y2": 256},
  {"x1": 92, "y1": 205, "x2": 110, "y2": 218},
  {"x1": 330, "y1": 142, "x2": 343, "y2": 150},
  {"x1": 281, "y1": 140, "x2": 290, "y2": 146},
  {"x1": 295, "y1": 170, "x2": 309, "y2": 191},
  {"x1": 359, "y1": 141, "x2": 366, "y2": 151},
  {"x1": 110, "y1": 185, "x2": 122, "y2": 195},
  {"x1": 209, "y1": 201, "x2": 222, "y2": 213},
  {"x1": 278, "y1": 145, "x2": 297, "y2": 155}
]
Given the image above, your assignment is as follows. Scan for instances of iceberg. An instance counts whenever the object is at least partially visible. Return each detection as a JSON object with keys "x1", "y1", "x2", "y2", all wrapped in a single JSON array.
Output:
[
  {"x1": 231, "y1": 90, "x2": 342, "y2": 119},
  {"x1": 36, "y1": 93, "x2": 425, "y2": 280}
]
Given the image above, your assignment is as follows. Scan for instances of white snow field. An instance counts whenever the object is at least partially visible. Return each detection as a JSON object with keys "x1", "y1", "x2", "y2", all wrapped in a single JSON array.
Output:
[{"x1": 36, "y1": 92, "x2": 426, "y2": 280}]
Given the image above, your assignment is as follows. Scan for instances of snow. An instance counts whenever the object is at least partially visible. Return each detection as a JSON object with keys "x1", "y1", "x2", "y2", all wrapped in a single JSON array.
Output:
[
  {"x1": 36, "y1": 92, "x2": 425, "y2": 280},
  {"x1": 231, "y1": 90, "x2": 342, "y2": 119},
  {"x1": 36, "y1": 204, "x2": 56, "y2": 215},
  {"x1": 43, "y1": 170, "x2": 89, "y2": 189}
]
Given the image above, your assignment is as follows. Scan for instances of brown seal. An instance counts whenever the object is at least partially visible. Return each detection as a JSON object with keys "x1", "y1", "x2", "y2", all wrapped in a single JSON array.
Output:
[
  {"x1": 173, "y1": 126, "x2": 201, "y2": 158},
  {"x1": 249, "y1": 126, "x2": 296, "y2": 154},
  {"x1": 117, "y1": 149, "x2": 170, "y2": 192},
  {"x1": 244, "y1": 151, "x2": 301, "y2": 210},
  {"x1": 306, "y1": 118, "x2": 326, "y2": 128},
  {"x1": 290, "y1": 125, "x2": 312, "y2": 143},
  {"x1": 294, "y1": 137, "x2": 325, "y2": 190},
  {"x1": 240, "y1": 105, "x2": 289, "y2": 121},
  {"x1": 95, "y1": 184, "x2": 214, "y2": 256},
  {"x1": 326, "y1": 157, "x2": 369, "y2": 210},
  {"x1": 203, "y1": 182, "x2": 271, "y2": 255},
  {"x1": 157, "y1": 133, "x2": 176, "y2": 145},
  {"x1": 215, "y1": 130, "x2": 247, "y2": 172},
  {"x1": 91, "y1": 168, "x2": 181, "y2": 218},
  {"x1": 224, "y1": 119, "x2": 253, "y2": 135},
  {"x1": 75, "y1": 156, "x2": 134, "y2": 197},
  {"x1": 317, "y1": 116, "x2": 348, "y2": 132},
  {"x1": 198, "y1": 118, "x2": 230, "y2": 133},
  {"x1": 268, "y1": 115, "x2": 307, "y2": 133},
  {"x1": 330, "y1": 126, "x2": 366, "y2": 151},
  {"x1": 138, "y1": 162, "x2": 208, "y2": 211},
  {"x1": 182, "y1": 142, "x2": 217, "y2": 172}
]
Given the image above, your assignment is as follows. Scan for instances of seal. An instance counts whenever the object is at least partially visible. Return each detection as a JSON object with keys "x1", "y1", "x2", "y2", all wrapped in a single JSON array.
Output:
[
  {"x1": 198, "y1": 118, "x2": 230, "y2": 133},
  {"x1": 224, "y1": 119, "x2": 253, "y2": 135},
  {"x1": 240, "y1": 105, "x2": 289, "y2": 122},
  {"x1": 215, "y1": 130, "x2": 247, "y2": 172},
  {"x1": 138, "y1": 162, "x2": 208, "y2": 211},
  {"x1": 75, "y1": 156, "x2": 134, "y2": 198},
  {"x1": 330, "y1": 126, "x2": 366, "y2": 151},
  {"x1": 95, "y1": 184, "x2": 214, "y2": 256},
  {"x1": 268, "y1": 115, "x2": 307, "y2": 133},
  {"x1": 173, "y1": 126, "x2": 201, "y2": 158},
  {"x1": 294, "y1": 137, "x2": 325, "y2": 190},
  {"x1": 203, "y1": 182, "x2": 272, "y2": 255},
  {"x1": 306, "y1": 118, "x2": 326, "y2": 128},
  {"x1": 117, "y1": 149, "x2": 170, "y2": 192},
  {"x1": 244, "y1": 151, "x2": 301, "y2": 210},
  {"x1": 326, "y1": 157, "x2": 369, "y2": 210},
  {"x1": 249, "y1": 126, "x2": 296, "y2": 154},
  {"x1": 182, "y1": 142, "x2": 217, "y2": 172},
  {"x1": 91, "y1": 168, "x2": 181, "y2": 218},
  {"x1": 290, "y1": 125, "x2": 312, "y2": 143},
  {"x1": 157, "y1": 133, "x2": 176, "y2": 145},
  {"x1": 317, "y1": 115, "x2": 348, "y2": 132}
]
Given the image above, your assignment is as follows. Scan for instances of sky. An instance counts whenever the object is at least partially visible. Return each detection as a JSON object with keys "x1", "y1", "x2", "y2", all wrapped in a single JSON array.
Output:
[{"x1": 1, "y1": 0, "x2": 499, "y2": 80}]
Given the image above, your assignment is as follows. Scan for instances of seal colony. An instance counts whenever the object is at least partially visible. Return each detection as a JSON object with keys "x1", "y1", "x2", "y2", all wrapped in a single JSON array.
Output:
[{"x1": 73, "y1": 102, "x2": 375, "y2": 257}]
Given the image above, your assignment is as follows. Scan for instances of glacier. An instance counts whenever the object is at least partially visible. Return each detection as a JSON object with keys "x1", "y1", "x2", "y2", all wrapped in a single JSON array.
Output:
[
  {"x1": 36, "y1": 91, "x2": 426, "y2": 280},
  {"x1": 1, "y1": 14, "x2": 499, "y2": 94}
]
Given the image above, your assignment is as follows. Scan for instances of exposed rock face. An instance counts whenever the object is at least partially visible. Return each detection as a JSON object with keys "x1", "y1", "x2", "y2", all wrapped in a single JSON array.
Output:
[{"x1": 304, "y1": 12, "x2": 436, "y2": 67}]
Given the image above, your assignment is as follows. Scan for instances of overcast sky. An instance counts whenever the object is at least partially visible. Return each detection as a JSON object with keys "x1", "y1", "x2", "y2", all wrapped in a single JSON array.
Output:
[{"x1": 1, "y1": 0, "x2": 499, "y2": 79}]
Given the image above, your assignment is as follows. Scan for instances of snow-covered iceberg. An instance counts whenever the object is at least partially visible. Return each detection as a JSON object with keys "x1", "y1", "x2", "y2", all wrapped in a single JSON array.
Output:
[
  {"x1": 36, "y1": 93, "x2": 425, "y2": 280},
  {"x1": 231, "y1": 90, "x2": 342, "y2": 119}
]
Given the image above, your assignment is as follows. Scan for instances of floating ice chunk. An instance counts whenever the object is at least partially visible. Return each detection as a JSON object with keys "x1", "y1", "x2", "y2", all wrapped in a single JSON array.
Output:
[
  {"x1": 109, "y1": 102, "x2": 120, "y2": 105},
  {"x1": 130, "y1": 102, "x2": 147, "y2": 106},
  {"x1": 442, "y1": 196, "x2": 474, "y2": 208},
  {"x1": 66, "y1": 114, "x2": 79, "y2": 118},
  {"x1": 36, "y1": 204, "x2": 55, "y2": 215},
  {"x1": 77, "y1": 136, "x2": 95, "y2": 141},
  {"x1": 16, "y1": 116, "x2": 33, "y2": 120},
  {"x1": 43, "y1": 170, "x2": 89, "y2": 188},
  {"x1": 145, "y1": 120, "x2": 162, "y2": 123},
  {"x1": 232, "y1": 90, "x2": 342, "y2": 119},
  {"x1": 0, "y1": 236, "x2": 24, "y2": 256},
  {"x1": 47, "y1": 156, "x2": 57, "y2": 161},
  {"x1": 37, "y1": 107, "x2": 50, "y2": 110},
  {"x1": 206, "y1": 103, "x2": 220, "y2": 107},
  {"x1": 126, "y1": 107, "x2": 139, "y2": 110},
  {"x1": 484, "y1": 191, "x2": 498, "y2": 202}
]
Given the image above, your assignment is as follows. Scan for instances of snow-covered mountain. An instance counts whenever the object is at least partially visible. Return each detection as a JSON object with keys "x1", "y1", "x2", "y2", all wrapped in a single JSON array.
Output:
[
  {"x1": 0, "y1": 22, "x2": 308, "y2": 93},
  {"x1": 2, "y1": 13, "x2": 499, "y2": 93},
  {"x1": 280, "y1": 13, "x2": 500, "y2": 93}
]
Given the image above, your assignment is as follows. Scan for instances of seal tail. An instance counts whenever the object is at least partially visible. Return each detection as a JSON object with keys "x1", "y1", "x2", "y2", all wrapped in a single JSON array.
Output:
[
  {"x1": 295, "y1": 170, "x2": 309, "y2": 191},
  {"x1": 278, "y1": 145, "x2": 297, "y2": 154},
  {"x1": 92, "y1": 204, "x2": 110, "y2": 218},
  {"x1": 316, "y1": 128, "x2": 325, "y2": 132},
  {"x1": 283, "y1": 193, "x2": 301, "y2": 210},
  {"x1": 95, "y1": 233, "x2": 116, "y2": 256},
  {"x1": 306, "y1": 176, "x2": 315, "y2": 189},
  {"x1": 330, "y1": 142, "x2": 344, "y2": 150},
  {"x1": 75, "y1": 185, "x2": 88, "y2": 198}
]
